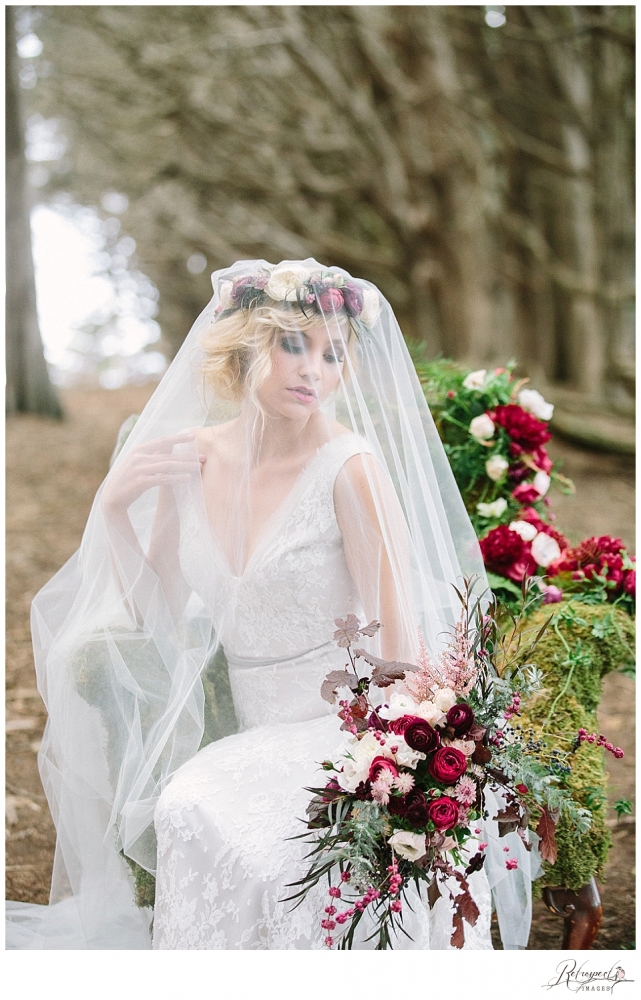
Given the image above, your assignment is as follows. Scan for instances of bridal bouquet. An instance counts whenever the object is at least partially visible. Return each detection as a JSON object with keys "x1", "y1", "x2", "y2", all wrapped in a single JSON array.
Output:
[{"x1": 289, "y1": 581, "x2": 622, "y2": 949}]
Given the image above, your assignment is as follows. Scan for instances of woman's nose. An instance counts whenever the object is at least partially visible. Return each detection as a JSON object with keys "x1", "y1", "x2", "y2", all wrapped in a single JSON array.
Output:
[{"x1": 299, "y1": 351, "x2": 321, "y2": 381}]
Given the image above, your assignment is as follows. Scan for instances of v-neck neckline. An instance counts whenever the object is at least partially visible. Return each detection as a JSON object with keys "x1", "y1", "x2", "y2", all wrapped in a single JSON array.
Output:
[{"x1": 204, "y1": 433, "x2": 353, "y2": 580}]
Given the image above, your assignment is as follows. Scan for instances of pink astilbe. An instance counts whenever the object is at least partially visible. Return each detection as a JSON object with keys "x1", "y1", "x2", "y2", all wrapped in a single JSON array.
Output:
[
  {"x1": 405, "y1": 613, "x2": 478, "y2": 700},
  {"x1": 371, "y1": 769, "x2": 394, "y2": 805}
]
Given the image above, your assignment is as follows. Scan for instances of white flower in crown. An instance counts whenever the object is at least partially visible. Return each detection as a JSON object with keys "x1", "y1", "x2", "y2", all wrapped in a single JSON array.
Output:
[
  {"x1": 509, "y1": 520, "x2": 538, "y2": 542},
  {"x1": 469, "y1": 413, "x2": 495, "y2": 440},
  {"x1": 518, "y1": 388, "x2": 554, "y2": 421},
  {"x1": 531, "y1": 532, "x2": 561, "y2": 568},
  {"x1": 388, "y1": 830, "x2": 427, "y2": 862},
  {"x1": 463, "y1": 369, "x2": 488, "y2": 390},
  {"x1": 485, "y1": 454, "x2": 509, "y2": 481},
  {"x1": 533, "y1": 470, "x2": 551, "y2": 497},
  {"x1": 477, "y1": 498, "x2": 508, "y2": 519},
  {"x1": 360, "y1": 287, "x2": 382, "y2": 327},
  {"x1": 265, "y1": 264, "x2": 311, "y2": 302},
  {"x1": 218, "y1": 280, "x2": 233, "y2": 310}
]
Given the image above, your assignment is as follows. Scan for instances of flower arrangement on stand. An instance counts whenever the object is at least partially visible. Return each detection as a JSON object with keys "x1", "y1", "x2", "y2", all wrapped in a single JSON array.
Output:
[{"x1": 289, "y1": 581, "x2": 619, "y2": 949}]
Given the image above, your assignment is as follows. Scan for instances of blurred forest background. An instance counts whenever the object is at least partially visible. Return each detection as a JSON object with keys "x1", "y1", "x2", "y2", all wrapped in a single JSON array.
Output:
[{"x1": 7, "y1": 4, "x2": 635, "y2": 449}]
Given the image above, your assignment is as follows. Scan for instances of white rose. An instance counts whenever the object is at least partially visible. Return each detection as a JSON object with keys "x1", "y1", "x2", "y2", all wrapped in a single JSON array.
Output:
[
  {"x1": 218, "y1": 280, "x2": 233, "y2": 309},
  {"x1": 385, "y1": 735, "x2": 425, "y2": 770},
  {"x1": 449, "y1": 738, "x2": 476, "y2": 757},
  {"x1": 485, "y1": 454, "x2": 509, "y2": 481},
  {"x1": 518, "y1": 388, "x2": 554, "y2": 422},
  {"x1": 415, "y1": 700, "x2": 445, "y2": 726},
  {"x1": 477, "y1": 498, "x2": 508, "y2": 519},
  {"x1": 531, "y1": 531, "x2": 562, "y2": 568},
  {"x1": 388, "y1": 830, "x2": 427, "y2": 863},
  {"x1": 433, "y1": 687, "x2": 457, "y2": 712},
  {"x1": 533, "y1": 471, "x2": 551, "y2": 497},
  {"x1": 469, "y1": 414, "x2": 495, "y2": 440},
  {"x1": 378, "y1": 691, "x2": 418, "y2": 722},
  {"x1": 360, "y1": 287, "x2": 381, "y2": 327},
  {"x1": 509, "y1": 520, "x2": 538, "y2": 542},
  {"x1": 336, "y1": 732, "x2": 379, "y2": 792},
  {"x1": 463, "y1": 369, "x2": 488, "y2": 390},
  {"x1": 265, "y1": 264, "x2": 311, "y2": 302}
]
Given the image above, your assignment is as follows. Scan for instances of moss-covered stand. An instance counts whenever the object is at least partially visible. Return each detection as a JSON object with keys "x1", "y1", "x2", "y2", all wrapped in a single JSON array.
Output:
[{"x1": 515, "y1": 600, "x2": 634, "y2": 892}]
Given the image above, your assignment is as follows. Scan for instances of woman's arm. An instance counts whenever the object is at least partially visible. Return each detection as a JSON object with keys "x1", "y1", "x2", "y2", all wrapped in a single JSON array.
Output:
[
  {"x1": 101, "y1": 431, "x2": 204, "y2": 621},
  {"x1": 334, "y1": 452, "x2": 417, "y2": 663}
]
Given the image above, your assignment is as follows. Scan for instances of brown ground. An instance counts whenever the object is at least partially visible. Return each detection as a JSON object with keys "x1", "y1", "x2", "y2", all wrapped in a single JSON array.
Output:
[{"x1": 6, "y1": 387, "x2": 635, "y2": 948}]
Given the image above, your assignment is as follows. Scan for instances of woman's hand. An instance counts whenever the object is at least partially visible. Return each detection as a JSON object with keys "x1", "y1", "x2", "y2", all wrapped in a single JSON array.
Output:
[{"x1": 102, "y1": 431, "x2": 205, "y2": 516}]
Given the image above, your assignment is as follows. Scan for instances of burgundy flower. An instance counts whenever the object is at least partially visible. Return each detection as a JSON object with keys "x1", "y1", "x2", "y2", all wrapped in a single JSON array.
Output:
[
  {"x1": 428, "y1": 796, "x2": 459, "y2": 832},
  {"x1": 512, "y1": 483, "x2": 540, "y2": 504},
  {"x1": 531, "y1": 446, "x2": 553, "y2": 474},
  {"x1": 624, "y1": 569, "x2": 635, "y2": 597},
  {"x1": 342, "y1": 282, "x2": 363, "y2": 318},
  {"x1": 492, "y1": 404, "x2": 551, "y2": 449},
  {"x1": 446, "y1": 703, "x2": 475, "y2": 737},
  {"x1": 518, "y1": 508, "x2": 568, "y2": 550},
  {"x1": 318, "y1": 287, "x2": 345, "y2": 313},
  {"x1": 388, "y1": 787, "x2": 430, "y2": 825},
  {"x1": 388, "y1": 714, "x2": 426, "y2": 736},
  {"x1": 368, "y1": 756, "x2": 399, "y2": 784},
  {"x1": 403, "y1": 720, "x2": 441, "y2": 754},
  {"x1": 479, "y1": 525, "x2": 537, "y2": 582},
  {"x1": 429, "y1": 746, "x2": 468, "y2": 784},
  {"x1": 367, "y1": 710, "x2": 388, "y2": 732}
]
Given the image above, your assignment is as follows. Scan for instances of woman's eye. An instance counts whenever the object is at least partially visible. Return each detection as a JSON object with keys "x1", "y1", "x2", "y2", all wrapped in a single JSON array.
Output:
[
  {"x1": 281, "y1": 339, "x2": 304, "y2": 354},
  {"x1": 324, "y1": 353, "x2": 344, "y2": 364}
]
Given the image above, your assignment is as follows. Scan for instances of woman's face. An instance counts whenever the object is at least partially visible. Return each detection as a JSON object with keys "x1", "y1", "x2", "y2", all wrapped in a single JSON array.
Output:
[{"x1": 256, "y1": 321, "x2": 347, "y2": 419}]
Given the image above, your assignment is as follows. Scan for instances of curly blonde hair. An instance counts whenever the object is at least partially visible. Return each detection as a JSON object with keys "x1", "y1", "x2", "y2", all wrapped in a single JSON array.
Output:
[{"x1": 199, "y1": 303, "x2": 354, "y2": 404}]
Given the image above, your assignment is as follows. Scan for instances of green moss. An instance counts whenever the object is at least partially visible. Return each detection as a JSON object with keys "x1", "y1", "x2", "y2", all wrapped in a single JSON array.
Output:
[
  {"x1": 121, "y1": 852, "x2": 156, "y2": 909},
  {"x1": 517, "y1": 600, "x2": 634, "y2": 889}
]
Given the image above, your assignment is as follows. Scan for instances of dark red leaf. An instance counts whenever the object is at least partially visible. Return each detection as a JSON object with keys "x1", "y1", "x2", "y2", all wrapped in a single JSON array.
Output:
[
  {"x1": 450, "y1": 912, "x2": 465, "y2": 949},
  {"x1": 320, "y1": 669, "x2": 358, "y2": 704},
  {"x1": 427, "y1": 878, "x2": 441, "y2": 909},
  {"x1": 353, "y1": 648, "x2": 418, "y2": 686},
  {"x1": 536, "y1": 807, "x2": 558, "y2": 864},
  {"x1": 456, "y1": 890, "x2": 480, "y2": 927}
]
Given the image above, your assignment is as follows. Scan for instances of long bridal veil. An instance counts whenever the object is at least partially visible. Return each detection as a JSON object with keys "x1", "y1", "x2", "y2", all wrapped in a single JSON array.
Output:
[{"x1": 6, "y1": 259, "x2": 536, "y2": 950}]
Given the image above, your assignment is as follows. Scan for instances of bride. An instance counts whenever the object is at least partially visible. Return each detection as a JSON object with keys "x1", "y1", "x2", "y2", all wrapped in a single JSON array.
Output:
[{"x1": 6, "y1": 260, "x2": 536, "y2": 950}]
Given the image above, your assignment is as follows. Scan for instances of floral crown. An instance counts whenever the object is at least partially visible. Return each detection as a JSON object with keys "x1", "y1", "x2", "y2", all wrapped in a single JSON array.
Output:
[{"x1": 215, "y1": 264, "x2": 381, "y2": 328}]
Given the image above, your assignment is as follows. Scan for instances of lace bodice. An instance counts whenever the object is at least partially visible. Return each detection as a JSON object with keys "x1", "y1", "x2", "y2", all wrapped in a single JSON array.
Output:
[{"x1": 180, "y1": 433, "x2": 369, "y2": 729}]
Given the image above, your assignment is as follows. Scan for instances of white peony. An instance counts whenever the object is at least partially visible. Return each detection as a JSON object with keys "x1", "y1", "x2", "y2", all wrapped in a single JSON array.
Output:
[
  {"x1": 485, "y1": 454, "x2": 509, "y2": 481},
  {"x1": 531, "y1": 531, "x2": 562, "y2": 568},
  {"x1": 469, "y1": 413, "x2": 495, "y2": 440},
  {"x1": 477, "y1": 498, "x2": 508, "y2": 519},
  {"x1": 509, "y1": 520, "x2": 538, "y2": 542},
  {"x1": 385, "y1": 735, "x2": 425, "y2": 770},
  {"x1": 218, "y1": 280, "x2": 233, "y2": 309},
  {"x1": 533, "y1": 471, "x2": 551, "y2": 497},
  {"x1": 518, "y1": 388, "x2": 554, "y2": 421},
  {"x1": 388, "y1": 830, "x2": 427, "y2": 862},
  {"x1": 265, "y1": 264, "x2": 311, "y2": 302},
  {"x1": 433, "y1": 687, "x2": 457, "y2": 712},
  {"x1": 463, "y1": 369, "x2": 488, "y2": 390},
  {"x1": 360, "y1": 287, "x2": 382, "y2": 327},
  {"x1": 378, "y1": 691, "x2": 419, "y2": 722},
  {"x1": 336, "y1": 732, "x2": 379, "y2": 792}
]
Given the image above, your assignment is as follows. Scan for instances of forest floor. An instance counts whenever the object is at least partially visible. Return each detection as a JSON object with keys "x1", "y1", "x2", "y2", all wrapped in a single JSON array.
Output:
[{"x1": 6, "y1": 385, "x2": 636, "y2": 950}]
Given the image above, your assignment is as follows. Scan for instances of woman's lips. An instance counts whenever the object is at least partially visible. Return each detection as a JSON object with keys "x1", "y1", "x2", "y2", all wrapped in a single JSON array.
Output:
[{"x1": 287, "y1": 386, "x2": 317, "y2": 403}]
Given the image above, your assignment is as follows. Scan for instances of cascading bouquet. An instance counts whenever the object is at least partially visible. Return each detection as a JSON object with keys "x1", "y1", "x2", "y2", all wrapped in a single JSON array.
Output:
[{"x1": 286, "y1": 580, "x2": 623, "y2": 949}]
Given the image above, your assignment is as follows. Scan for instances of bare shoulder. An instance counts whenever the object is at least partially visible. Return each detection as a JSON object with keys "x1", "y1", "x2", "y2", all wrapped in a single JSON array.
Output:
[{"x1": 194, "y1": 421, "x2": 238, "y2": 456}]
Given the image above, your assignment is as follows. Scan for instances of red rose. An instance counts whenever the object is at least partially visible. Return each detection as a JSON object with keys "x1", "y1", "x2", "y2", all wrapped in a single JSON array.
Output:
[
  {"x1": 531, "y1": 446, "x2": 553, "y2": 474},
  {"x1": 342, "y1": 282, "x2": 363, "y2": 318},
  {"x1": 624, "y1": 569, "x2": 635, "y2": 597},
  {"x1": 493, "y1": 404, "x2": 551, "y2": 449},
  {"x1": 368, "y1": 756, "x2": 399, "y2": 784},
  {"x1": 403, "y1": 720, "x2": 441, "y2": 754},
  {"x1": 446, "y1": 703, "x2": 475, "y2": 737},
  {"x1": 428, "y1": 796, "x2": 459, "y2": 831},
  {"x1": 318, "y1": 287, "x2": 345, "y2": 313},
  {"x1": 389, "y1": 714, "x2": 427, "y2": 736},
  {"x1": 429, "y1": 746, "x2": 467, "y2": 784}
]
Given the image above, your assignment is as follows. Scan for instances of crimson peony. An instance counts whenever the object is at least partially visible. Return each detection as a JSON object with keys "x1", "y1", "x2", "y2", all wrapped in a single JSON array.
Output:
[{"x1": 492, "y1": 404, "x2": 551, "y2": 449}]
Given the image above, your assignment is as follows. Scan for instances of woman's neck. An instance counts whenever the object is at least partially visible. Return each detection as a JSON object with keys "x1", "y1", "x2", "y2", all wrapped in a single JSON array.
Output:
[{"x1": 237, "y1": 405, "x2": 324, "y2": 466}]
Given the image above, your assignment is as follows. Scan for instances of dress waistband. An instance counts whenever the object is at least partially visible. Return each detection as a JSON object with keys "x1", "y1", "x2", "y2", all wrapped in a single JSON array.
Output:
[{"x1": 225, "y1": 639, "x2": 335, "y2": 671}]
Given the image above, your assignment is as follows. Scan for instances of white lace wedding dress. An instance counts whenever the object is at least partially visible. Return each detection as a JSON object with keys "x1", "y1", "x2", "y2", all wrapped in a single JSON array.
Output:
[{"x1": 152, "y1": 434, "x2": 493, "y2": 950}]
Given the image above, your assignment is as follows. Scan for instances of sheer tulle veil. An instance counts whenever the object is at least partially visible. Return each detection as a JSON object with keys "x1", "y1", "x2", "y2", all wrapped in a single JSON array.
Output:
[{"x1": 6, "y1": 259, "x2": 536, "y2": 950}]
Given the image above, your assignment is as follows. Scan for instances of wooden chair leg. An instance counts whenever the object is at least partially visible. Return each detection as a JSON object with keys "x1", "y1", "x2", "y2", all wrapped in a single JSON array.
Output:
[{"x1": 542, "y1": 877, "x2": 603, "y2": 949}]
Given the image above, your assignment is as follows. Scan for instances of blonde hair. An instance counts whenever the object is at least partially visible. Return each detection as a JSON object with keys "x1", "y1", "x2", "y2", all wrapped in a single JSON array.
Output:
[{"x1": 199, "y1": 303, "x2": 355, "y2": 404}]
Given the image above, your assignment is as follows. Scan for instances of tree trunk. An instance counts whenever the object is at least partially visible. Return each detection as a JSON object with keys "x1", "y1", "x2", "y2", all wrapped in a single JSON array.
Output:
[{"x1": 5, "y1": 7, "x2": 62, "y2": 418}]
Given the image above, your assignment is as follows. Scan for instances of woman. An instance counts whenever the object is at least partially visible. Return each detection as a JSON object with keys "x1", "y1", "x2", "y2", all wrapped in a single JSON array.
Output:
[{"x1": 7, "y1": 261, "x2": 534, "y2": 950}]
